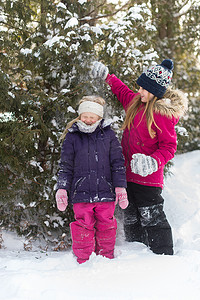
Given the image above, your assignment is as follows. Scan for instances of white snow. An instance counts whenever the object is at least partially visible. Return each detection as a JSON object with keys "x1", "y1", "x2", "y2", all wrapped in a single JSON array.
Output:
[
  {"x1": 60, "y1": 88, "x2": 70, "y2": 94},
  {"x1": 91, "y1": 26, "x2": 103, "y2": 36},
  {"x1": 70, "y1": 42, "x2": 80, "y2": 51},
  {"x1": 64, "y1": 17, "x2": 78, "y2": 29},
  {"x1": 176, "y1": 125, "x2": 188, "y2": 136},
  {"x1": 20, "y1": 48, "x2": 32, "y2": 55},
  {"x1": 67, "y1": 106, "x2": 76, "y2": 113},
  {"x1": 8, "y1": 91, "x2": 15, "y2": 98},
  {"x1": 56, "y1": 2, "x2": 67, "y2": 10},
  {"x1": 0, "y1": 112, "x2": 16, "y2": 122},
  {"x1": 78, "y1": 0, "x2": 87, "y2": 4},
  {"x1": 44, "y1": 36, "x2": 65, "y2": 47},
  {"x1": 29, "y1": 160, "x2": 44, "y2": 172},
  {"x1": 1, "y1": 150, "x2": 200, "y2": 300},
  {"x1": 81, "y1": 33, "x2": 92, "y2": 42}
]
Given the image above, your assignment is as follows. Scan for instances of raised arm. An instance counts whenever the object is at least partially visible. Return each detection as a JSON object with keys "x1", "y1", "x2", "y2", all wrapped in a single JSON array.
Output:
[{"x1": 90, "y1": 61, "x2": 139, "y2": 110}]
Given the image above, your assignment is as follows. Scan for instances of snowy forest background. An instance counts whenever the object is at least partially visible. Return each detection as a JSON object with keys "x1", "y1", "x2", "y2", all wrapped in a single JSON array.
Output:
[{"x1": 0, "y1": 0, "x2": 200, "y2": 250}]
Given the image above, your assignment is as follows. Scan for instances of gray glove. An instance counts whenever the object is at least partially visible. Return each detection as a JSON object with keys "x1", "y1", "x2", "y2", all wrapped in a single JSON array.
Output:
[
  {"x1": 90, "y1": 61, "x2": 109, "y2": 80},
  {"x1": 130, "y1": 153, "x2": 158, "y2": 177}
]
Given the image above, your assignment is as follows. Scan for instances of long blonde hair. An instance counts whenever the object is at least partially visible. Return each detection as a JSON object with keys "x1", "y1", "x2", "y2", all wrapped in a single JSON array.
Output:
[
  {"x1": 121, "y1": 93, "x2": 161, "y2": 138},
  {"x1": 60, "y1": 95, "x2": 105, "y2": 142}
]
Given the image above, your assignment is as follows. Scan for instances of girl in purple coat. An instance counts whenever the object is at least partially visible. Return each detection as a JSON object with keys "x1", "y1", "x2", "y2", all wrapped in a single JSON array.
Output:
[
  {"x1": 90, "y1": 60, "x2": 188, "y2": 255},
  {"x1": 56, "y1": 96, "x2": 128, "y2": 264}
]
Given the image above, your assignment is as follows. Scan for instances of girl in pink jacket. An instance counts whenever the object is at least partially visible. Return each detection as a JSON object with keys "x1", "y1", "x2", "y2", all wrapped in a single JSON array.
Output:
[{"x1": 90, "y1": 60, "x2": 188, "y2": 255}]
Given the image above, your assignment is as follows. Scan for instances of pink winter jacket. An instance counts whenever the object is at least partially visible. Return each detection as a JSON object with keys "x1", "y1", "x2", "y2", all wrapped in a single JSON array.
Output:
[{"x1": 106, "y1": 74, "x2": 188, "y2": 188}]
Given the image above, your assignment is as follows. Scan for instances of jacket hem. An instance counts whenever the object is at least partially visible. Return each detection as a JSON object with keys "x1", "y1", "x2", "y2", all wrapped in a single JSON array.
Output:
[{"x1": 127, "y1": 178, "x2": 164, "y2": 189}]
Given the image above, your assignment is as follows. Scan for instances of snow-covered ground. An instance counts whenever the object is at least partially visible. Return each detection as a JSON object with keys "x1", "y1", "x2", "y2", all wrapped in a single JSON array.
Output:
[{"x1": 0, "y1": 150, "x2": 200, "y2": 300}]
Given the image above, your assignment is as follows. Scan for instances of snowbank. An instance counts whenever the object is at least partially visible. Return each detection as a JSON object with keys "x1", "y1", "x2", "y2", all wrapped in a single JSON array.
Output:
[{"x1": 0, "y1": 150, "x2": 200, "y2": 300}]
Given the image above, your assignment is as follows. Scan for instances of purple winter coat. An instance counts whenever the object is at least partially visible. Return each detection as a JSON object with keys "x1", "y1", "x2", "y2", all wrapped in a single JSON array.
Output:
[
  {"x1": 56, "y1": 119, "x2": 127, "y2": 204},
  {"x1": 106, "y1": 74, "x2": 188, "y2": 188}
]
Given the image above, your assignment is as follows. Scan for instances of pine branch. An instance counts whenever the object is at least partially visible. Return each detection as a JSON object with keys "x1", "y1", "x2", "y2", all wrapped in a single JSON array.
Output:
[
  {"x1": 174, "y1": 0, "x2": 197, "y2": 19},
  {"x1": 0, "y1": 21, "x2": 33, "y2": 35},
  {"x1": 80, "y1": 0, "x2": 132, "y2": 22},
  {"x1": 82, "y1": 0, "x2": 107, "y2": 18}
]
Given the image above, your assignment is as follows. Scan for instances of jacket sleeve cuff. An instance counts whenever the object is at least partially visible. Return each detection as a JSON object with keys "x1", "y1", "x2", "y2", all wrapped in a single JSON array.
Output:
[
  {"x1": 151, "y1": 154, "x2": 163, "y2": 169},
  {"x1": 105, "y1": 74, "x2": 116, "y2": 86}
]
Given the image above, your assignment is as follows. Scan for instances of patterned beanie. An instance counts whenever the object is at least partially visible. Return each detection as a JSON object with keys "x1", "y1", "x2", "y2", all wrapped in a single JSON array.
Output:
[{"x1": 136, "y1": 59, "x2": 173, "y2": 98}]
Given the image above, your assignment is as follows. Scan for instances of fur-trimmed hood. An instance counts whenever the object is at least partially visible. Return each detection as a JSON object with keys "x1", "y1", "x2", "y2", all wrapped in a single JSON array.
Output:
[{"x1": 154, "y1": 88, "x2": 188, "y2": 119}]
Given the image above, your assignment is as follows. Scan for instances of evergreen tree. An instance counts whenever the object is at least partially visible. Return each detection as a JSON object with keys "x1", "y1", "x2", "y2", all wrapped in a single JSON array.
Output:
[
  {"x1": 0, "y1": 0, "x2": 121, "y2": 248},
  {"x1": 148, "y1": 0, "x2": 200, "y2": 152}
]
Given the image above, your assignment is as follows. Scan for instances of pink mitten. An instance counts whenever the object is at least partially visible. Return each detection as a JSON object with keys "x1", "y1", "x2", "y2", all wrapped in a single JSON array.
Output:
[
  {"x1": 115, "y1": 187, "x2": 129, "y2": 209},
  {"x1": 56, "y1": 189, "x2": 68, "y2": 211}
]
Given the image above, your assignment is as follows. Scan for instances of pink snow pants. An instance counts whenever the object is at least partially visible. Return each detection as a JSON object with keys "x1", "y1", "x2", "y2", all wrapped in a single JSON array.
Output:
[{"x1": 70, "y1": 202, "x2": 117, "y2": 264}]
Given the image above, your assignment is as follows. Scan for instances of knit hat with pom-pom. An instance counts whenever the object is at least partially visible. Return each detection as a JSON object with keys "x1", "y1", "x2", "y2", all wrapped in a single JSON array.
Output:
[{"x1": 136, "y1": 59, "x2": 173, "y2": 98}]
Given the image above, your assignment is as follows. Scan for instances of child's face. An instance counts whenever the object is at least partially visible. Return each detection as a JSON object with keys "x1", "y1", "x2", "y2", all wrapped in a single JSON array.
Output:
[
  {"x1": 138, "y1": 87, "x2": 154, "y2": 103},
  {"x1": 80, "y1": 112, "x2": 100, "y2": 125}
]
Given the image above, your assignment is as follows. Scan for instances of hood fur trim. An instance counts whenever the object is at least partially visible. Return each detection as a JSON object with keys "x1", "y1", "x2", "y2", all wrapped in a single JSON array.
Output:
[{"x1": 154, "y1": 88, "x2": 188, "y2": 119}]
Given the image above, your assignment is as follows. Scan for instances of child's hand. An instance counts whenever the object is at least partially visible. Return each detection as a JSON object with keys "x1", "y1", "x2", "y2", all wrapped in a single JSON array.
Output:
[
  {"x1": 115, "y1": 187, "x2": 129, "y2": 209},
  {"x1": 90, "y1": 61, "x2": 109, "y2": 80},
  {"x1": 130, "y1": 153, "x2": 158, "y2": 177},
  {"x1": 56, "y1": 189, "x2": 68, "y2": 211}
]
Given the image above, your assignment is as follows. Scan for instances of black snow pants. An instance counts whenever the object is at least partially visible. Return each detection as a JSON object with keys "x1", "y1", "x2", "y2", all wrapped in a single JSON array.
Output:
[{"x1": 124, "y1": 182, "x2": 173, "y2": 255}]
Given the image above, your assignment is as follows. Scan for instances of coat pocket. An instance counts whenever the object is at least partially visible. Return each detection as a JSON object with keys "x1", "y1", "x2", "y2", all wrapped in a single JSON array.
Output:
[
  {"x1": 99, "y1": 176, "x2": 114, "y2": 194},
  {"x1": 71, "y1": 176, "x2": 87, "y2": 198}
]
